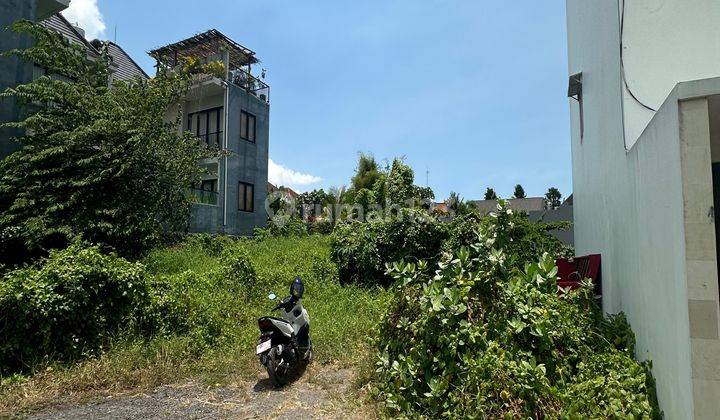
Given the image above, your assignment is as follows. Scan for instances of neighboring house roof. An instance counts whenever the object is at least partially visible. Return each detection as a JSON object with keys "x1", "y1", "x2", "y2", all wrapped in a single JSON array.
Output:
[
  {"x1": 470, "y1": 197, "x2": 547, "y2": 215},
  {"x1": 91, "y1": 40, "x2": 149, "y2": 81},
  {"x1": 40, "y1": 13, "x2": 99, "y2": 58},
  {"x1": 267, "y1": 182, "x2": 299, "y2": 199},
  {"x1": 432, "y1": 202, "x2": 449, "y2": 214}
]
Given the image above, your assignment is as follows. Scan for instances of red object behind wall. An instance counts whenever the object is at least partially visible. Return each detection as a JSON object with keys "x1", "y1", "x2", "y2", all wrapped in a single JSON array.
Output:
[{"x1": 556, "y1": 254, "x2": 602, "y2": 296}]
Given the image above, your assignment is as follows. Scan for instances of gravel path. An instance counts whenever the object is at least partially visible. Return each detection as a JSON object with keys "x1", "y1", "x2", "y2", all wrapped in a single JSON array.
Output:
[{"x1": 27, "y1": 365, "x2": 373, "y2": 420}]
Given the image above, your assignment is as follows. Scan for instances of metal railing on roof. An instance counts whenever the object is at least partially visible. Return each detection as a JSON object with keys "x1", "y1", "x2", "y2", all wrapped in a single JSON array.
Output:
[{"x1": 230, "y1": 68, "x2": 269, "y2": 103}]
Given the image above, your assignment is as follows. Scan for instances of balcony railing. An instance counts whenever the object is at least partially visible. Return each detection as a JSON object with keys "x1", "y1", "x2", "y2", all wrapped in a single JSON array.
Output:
[
  {"x1": 188, "y1": 188, "x2": 219, "y2": 205},
  {"x1": 230, "y1": 68, "x2": 270, "y2": 103}
]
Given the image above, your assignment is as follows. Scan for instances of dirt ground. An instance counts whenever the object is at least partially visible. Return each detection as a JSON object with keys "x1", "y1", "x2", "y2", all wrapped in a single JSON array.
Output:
[{"x1": 26, "y1": 364, "x2": 376, "y2": 420}]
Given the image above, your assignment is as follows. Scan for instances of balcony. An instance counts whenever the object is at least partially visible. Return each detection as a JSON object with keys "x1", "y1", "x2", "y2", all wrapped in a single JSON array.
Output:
[
  {"x1": 230, "y1": 68, "x2": 270, "y2": 103},
  {"x1": 37, "y1": 0, "x2": 70, "y2": 20},
  {"x1": 188, "y1": 188, "x2": 218, "y2": 206}
]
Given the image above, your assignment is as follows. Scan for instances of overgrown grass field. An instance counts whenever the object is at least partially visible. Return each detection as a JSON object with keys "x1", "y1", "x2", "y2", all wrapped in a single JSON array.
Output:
[{"x1": 0, "y1": 235, "x2": 390, "y2": 415}]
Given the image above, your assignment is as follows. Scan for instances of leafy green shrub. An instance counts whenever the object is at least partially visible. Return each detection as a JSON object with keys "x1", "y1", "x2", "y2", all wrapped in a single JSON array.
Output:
[
  {"x1": 372, "y1": 204, "x2": 660, "y2": 418},
  {"x1": 0, "y1": 244, "x2": 149, "y2": 373},
  {"x1": 443, "y1": 206, "x2": 568, "y2": 265},
  {"x1": 331, "y1": 208, "x2": 448, "y2": 286},
  {"x1": 309, "y1": 217, "x2": 334, "y2": 235},
  {"x1": 254, "y1": 216, "x2": 308, "y2": 240},
  {"x1": 184, "y1": 233, "x2": 237, "y2": 257},
  {"x1": 143, "y1": 242, "x2": 261, "y2": 347}
]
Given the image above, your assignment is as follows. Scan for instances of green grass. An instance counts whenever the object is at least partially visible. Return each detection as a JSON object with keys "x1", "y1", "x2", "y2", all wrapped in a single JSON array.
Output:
[
  {"x1": 144, "y1": 235, "x2": 391, "y2": 365},
  {"x1": 0, "y1": 235, "x2": 391, "y2": 414}
]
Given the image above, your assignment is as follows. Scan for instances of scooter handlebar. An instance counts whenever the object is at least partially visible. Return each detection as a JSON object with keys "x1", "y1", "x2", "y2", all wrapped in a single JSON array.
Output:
[{"x1": 272, "y1": 295, "x2": 296, "y2": 311}]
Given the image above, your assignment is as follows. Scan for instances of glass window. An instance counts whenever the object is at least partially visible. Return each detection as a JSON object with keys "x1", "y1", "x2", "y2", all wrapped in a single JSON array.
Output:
[
  {"x1": 239, "y1": 182, "x2": 254, "y2": 212},
  {"x1": 240, "y1": 110, "x2": 256, "y2": 142},
  {"x1": 187, "y1": 107, "x2": 224, "y2": 147}
]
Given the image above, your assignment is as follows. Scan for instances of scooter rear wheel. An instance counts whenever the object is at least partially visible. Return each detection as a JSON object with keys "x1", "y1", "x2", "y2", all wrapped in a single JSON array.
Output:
[{"x1": 266, "y1": 347, "x2": 289, "y2": 387}]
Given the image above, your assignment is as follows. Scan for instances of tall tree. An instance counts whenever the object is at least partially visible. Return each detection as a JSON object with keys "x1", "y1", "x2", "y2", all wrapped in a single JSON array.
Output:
[
  {"x1": 446, "y1": 191, "x2": 472, "y2": 215},
  {"x1": 545, "y1": 187, "x2": 562, "y2": 209},
  {"x1": 0, "y1": 21, "x2": 208, "y2": 264},
  {"x1": 484, "y1": 188, "x2": 498, "y2": 200},
  {"x1": 385, "y1": 158, "x2": 415, "y2": 205},
  {"x1": 513, "y1": 184, "x2": 527, "y2": 199},
  {"x1": 351, "y1": 153, "x2": 383, "y2": 192}
]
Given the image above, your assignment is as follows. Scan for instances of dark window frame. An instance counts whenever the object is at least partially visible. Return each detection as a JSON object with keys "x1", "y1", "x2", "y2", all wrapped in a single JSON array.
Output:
[
  {"x1": 200, "y1": 179, "x2": 217, "y2": 193},
  {"x1": 187, "y1": 106, "x2": 224, "y2": 148},
  {"x1": 238, "y1": 181, "x2": 254, "y2": 212},
  {"x1": 240, "y1": 110, "x2": 257, "y2": 143}
]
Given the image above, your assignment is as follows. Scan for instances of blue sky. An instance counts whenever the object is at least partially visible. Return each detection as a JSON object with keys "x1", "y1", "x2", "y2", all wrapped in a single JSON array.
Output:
[{"x1": 65, "y1": 0, "x2": 571, "y2": 201}]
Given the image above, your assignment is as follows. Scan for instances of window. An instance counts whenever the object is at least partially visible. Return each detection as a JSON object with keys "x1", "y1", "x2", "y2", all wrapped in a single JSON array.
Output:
[
  {"x1": 200, "y1": 179, "x2": 217, "y2": 192},
  {"x1": 187, "y1": 107, "x2": 224, "y2": 148},
  {"x1": 238, "y1": 182, "x2": 254, "y2": 212},
  {"x1": 240, "y1": 110, "x2": 256, "y2": 142}
]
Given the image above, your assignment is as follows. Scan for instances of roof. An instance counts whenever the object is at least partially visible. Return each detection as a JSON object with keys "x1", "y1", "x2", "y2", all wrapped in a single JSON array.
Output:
[
  {"x1": 432, "y1": 202, "x2": 449, "y2": 214},
  {"x1": 91, "y1": 40, "x2": 149, "y2": 81},
  {"x1": 148, "y1": 29, "x2": 258, "y2": 69},
  {"x1": 470, "y1": 197, "x2": 547, "y2": 215},
  {"x1": 267, "y1": 183, "x2": 299, "y2": 199},
  {"x1": 41, "y1": 13, "x2": 99, "y2": 58}
]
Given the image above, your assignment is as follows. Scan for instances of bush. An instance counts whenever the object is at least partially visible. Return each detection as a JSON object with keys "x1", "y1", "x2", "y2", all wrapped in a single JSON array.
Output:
[
  {"x1": 330, "y1": 208, "x2": 448, "y2": 286},
  {"x1": 254, "y1": 216, "x2": 308, "y2": 240},
  {"x1": 443, "y1": 206, "x2": 568, "y2": 265},
  {"x1": 184, "y1": 233, "x2": 237, "y2": 257},
  {"x1": 309, "y1": 217, "x2": 334, "y2": 235},
  {"x1": 0, "y1": 244, "x2": 150, "y2": 373},
  {"x1": 372, "y1": 204, "x2": 660, "y2": 418}
]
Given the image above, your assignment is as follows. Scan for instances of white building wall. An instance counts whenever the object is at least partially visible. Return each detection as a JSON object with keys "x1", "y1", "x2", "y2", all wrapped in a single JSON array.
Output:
[
  {"x1": 564, "y1": 1, "x2": 720, "y2": 417},
  {"x1": 621, "y1": 0, "x2": 720, "y2": 146}
]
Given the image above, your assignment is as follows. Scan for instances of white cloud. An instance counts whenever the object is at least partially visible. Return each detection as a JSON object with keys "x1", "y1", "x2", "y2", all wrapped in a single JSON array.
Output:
[
  {"x1": 269, "y1": 159, "x2": 322, "y2": 190},
  {"x1": 61, "y1": 0, "x2": 106, "y2": 40}
]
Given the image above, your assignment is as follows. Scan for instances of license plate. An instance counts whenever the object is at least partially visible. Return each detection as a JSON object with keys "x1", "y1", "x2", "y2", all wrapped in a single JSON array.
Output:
[{"x1": 256, "y1": 340, "x2": 271, "y2": 354}]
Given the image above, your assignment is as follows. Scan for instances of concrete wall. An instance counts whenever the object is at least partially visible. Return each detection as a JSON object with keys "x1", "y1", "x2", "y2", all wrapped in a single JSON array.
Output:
[
  {"x1": 565, "y1": 2, "x2": 720, "y2": 416},
  {"x1": 620, "y1": 0, "x2": 720, "y2": 147},
  {"x1": 568, "y1": 0, "x2": 720, "y2": 414},
  {"x1": 225, "y1": 84, "x2": 269, "y2": 235},
  {"x1": 0, "y1": 0, "x2": 38, "y2": 158},
  {"x1": 681, "y1": 96, "x2": 720, "y2": 419},
  {"x1": 184, "y1": 84, "x2": 269, "y2": 236}
]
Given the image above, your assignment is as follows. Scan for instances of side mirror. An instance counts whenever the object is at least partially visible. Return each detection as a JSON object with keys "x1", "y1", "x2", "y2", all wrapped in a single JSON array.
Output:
[{"x1": 268, "y1": 293, "x2": 277, "y2": 301}]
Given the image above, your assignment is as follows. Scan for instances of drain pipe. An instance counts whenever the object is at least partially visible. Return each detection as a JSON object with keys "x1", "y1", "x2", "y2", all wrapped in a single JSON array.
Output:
[{"x1": 222, "y1": 50, "x2": 230, "y2": 230}]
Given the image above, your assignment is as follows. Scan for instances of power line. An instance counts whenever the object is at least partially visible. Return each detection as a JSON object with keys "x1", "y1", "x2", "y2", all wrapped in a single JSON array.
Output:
[{"x1": 620, "y1": 0, "x2": 657, "y2": 113}]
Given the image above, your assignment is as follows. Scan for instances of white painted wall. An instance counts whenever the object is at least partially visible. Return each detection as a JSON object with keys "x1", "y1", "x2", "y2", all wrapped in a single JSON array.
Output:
[
  {"x1": 620, "y1": 0, "x2": 720, "y2": 147},
  {"x1": 564, "y1": 1, "x2": 720, "y2": 417}
]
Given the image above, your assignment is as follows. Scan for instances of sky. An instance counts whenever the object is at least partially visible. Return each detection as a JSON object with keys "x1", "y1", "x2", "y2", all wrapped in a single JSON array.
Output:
[{"x1": 63, "y1": 0, "x2": 572, "y2": 201}]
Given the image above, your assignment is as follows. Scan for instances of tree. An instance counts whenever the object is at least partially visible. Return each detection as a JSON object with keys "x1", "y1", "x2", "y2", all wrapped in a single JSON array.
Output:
[
  {"x1": 446, "y1": 191, "x2": 472, "y2": 216},
  {"x1": 484, "y1": 188, "x2": 498, "y2": 200},
  {"x1": 513, "y1": 184, "x2": 526, "y2": 199},
  {"x1": 351, "y1": 153, "x2": 383, "y2": 192},
  {"x1": 385, "y1": 158, "x2": 415, "y2": 205},
  {"x1": 0, "y1": 21, "x2": 208, "y2": 264},
  {"x1": 545, "y1": 187, "x2": 562, "y2": 209}
]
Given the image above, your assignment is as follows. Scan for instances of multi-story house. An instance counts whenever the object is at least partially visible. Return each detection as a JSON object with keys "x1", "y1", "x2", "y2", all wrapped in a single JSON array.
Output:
[
  {"x1": 149, "y1": 30, "x2": 269, "y2": 235},
  {"x1": 1, "y1": 0, "x2": 148, "y2": 157},
  {"x1": 2, "y1": 2, "x2": 267, "y2": 236},
  {"x1": 1, "y1": 0, "x2": 69, "y2": 156}
]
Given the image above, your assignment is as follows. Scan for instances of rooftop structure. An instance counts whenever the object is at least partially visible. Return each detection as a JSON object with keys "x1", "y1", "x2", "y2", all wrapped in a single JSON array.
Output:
[{"x1": 149, "y1": 29, "x2": 269, "y2": 103}]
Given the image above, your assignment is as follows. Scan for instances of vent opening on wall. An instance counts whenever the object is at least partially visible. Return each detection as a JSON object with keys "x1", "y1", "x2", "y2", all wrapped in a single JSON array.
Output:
[{"x1": 568, "y1": 72, "x2": 584, "y2": 141}]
